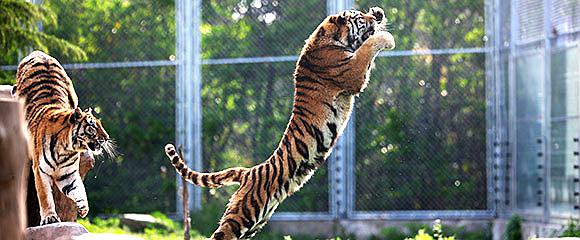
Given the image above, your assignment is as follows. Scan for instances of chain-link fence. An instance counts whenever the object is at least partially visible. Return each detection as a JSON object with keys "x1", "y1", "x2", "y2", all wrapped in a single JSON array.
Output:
[{"x1": 0, "y1": 0, "x2": 492, "y2": 220}]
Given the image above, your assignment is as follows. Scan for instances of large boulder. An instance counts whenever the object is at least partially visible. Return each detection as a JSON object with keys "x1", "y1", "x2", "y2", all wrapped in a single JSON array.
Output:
[
  {"x1": 25, "y1": 222, "x2": 88, "y2": 240},
  {"x1": 72, "y1": 233, "x2": 144, "y2": 240},
  {"x1": 0, "y1": 85, "x2": 13, "y2": 99},
  {"x1": 119, "y1": 213, "x2": 163, "y2": 232}
]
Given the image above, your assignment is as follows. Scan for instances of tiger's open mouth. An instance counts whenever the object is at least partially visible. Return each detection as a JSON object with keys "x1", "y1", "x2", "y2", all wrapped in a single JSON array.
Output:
[{"x1": 87, "y1": 141, "x2": 100, "y2": 151}]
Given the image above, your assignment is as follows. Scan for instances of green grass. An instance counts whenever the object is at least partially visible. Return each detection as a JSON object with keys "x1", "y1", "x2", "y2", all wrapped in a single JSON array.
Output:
[
  {"x1": 79, "y1": 212, "x2": 490, "y2": 240},
  {"x1": 78, "y1": 213, "x2": 205, "y2": 240},
  {"x1": 78, "y1": 213, "x2": 347, "y2": 239}
]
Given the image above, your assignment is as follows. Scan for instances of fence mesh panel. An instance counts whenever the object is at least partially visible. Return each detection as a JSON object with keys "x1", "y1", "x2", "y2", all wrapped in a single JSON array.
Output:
[
  {"x1": 351, "y1": 0, "x2": 487, "y2": 212},
  {"x1": 71, "y1": 67, "x2": 177, "y2": 214},
  {"x1": 354, "y1": 55, "x2": 487, "y2": 211}
]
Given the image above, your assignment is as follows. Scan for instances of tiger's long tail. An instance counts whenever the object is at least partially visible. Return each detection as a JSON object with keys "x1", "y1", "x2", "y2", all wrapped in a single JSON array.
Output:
[{"x1": 164, "y1": 144, "x2": 248, "y2": 188}]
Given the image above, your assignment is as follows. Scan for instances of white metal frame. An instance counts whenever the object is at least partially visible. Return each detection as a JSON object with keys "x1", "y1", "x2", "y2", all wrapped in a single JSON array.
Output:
[{"x1": 506, "y1": 0, "x2": 580, "y2": 225}]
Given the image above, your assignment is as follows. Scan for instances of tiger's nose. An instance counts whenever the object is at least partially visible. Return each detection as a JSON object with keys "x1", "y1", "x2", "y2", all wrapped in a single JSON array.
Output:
[
  {"x1": 99, "y1": 130, "x2": 110, "y2": 141},
  {"x1": 99, "y1": 134, "x2": 109, "y2": 142}
]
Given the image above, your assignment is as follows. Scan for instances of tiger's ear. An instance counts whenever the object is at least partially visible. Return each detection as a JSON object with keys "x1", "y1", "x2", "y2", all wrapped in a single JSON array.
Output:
[
  {"x1": 70, "y1": 108, "x2": 83, "y2": 124},
  {"x1": 337, "y1": 14, "x2": 347, "y2": 24},
  {"x1": 84, "y1": 108, "x2": 93, "y2": 114},
  {"x1": 330, "y1": 14, "x2": 346, "y2": 25}
]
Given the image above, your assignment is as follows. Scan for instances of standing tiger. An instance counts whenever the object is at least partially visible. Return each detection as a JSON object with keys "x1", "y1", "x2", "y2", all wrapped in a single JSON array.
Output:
[
  {"x1": 13, "y1": 51, "x2": 112, "y2": 225},
  {"x1": 165, "y1": 7, "x2": 395, "y2": 239}
]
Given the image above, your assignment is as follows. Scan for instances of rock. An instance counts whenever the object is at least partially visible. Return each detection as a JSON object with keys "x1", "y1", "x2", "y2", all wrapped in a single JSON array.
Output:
[
  {"x1": 71, "y1": 233, "x2": 144, "y2": 240},
  {"x1": 119, "y1": 213, "x2": 162, "y2": 232},
  {"x1": 534, "y1": 239, "x2": 580, "y2": 240},
  {"x1": 25, "y1": 222, "x2": 88, "y2": 240},
  {"x1": 0, "y1": 85, "x2": 13, "y2": 99}
]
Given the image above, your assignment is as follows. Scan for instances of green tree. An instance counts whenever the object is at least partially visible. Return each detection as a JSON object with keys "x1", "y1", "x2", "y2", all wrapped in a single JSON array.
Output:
[{"x1": 0, "y1": 0, "x2": 86, "y2": 84}]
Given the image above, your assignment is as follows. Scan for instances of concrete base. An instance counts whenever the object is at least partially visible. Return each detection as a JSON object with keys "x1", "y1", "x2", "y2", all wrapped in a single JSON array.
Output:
[
  {"x1": 492, "y1": 218, "x2": 573, "y2": 240},
  {"x1": 269, "y1": 218, "x2": 576, "y2": 239},
  {"x1": 268, "y1": 219, "x2": 491, "y2": 239}
]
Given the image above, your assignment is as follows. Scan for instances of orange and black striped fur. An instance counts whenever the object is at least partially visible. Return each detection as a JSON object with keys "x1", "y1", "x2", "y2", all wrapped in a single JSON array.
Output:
[
  {"x1": 165, "y1": 7, "x2": 394, "y2": 239},
  {"x1": 14, "y1": 51, "x2": 112, "y2": 225}
]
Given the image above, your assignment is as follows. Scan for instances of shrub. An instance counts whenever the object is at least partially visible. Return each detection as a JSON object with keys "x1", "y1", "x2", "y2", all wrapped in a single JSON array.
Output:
[
  {"x1": 373, "y1": 221, "x2": 491, "y2": 240},
  {"x1": 560, "y1": 219, "x2": 580, "y2": 237},
  {"x1": 504, "y1": 215, "x2": 522, "y2": 240},
  {"x1": 373, "y1": 227, "x2": 407, "y2": 240}
]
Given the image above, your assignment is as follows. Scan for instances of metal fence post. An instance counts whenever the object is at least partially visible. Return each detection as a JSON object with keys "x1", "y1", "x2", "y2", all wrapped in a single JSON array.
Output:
[
  {"x1": 508, "y1": 0, "x2": 518, "y2": 215},
  {"x1": 327, "y1": 0, "x2": 354, "y2": 220},
  {"x1": 542, "y1": 0, "x2": 552, "y2": 222},
  {"x1": 485, "y1": 0, "x2": 499, "y2": 217},
  {"x1": 176, "y1": 0, "x2": 202, "y2": 218},
  {"x1": 191, "y1": 0, "x2": 203, "y2": 212},
  {"x1": 175, "y1": 0, "x2": 185, "y2": 219}
]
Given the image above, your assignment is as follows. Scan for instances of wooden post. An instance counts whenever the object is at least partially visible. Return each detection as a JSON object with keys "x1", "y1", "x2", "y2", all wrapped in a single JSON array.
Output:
[
  {"x1": 179, "y1": 146, "x2": 190, "y2": 240},
  {"x1": 0, "y1": 99, "x2": 30, "y2": 240}
]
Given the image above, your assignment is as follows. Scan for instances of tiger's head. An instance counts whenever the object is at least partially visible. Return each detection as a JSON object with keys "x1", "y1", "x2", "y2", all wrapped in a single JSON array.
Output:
[
  {"x1": 315, "y1": 7, "x2": 394, "y2": 51},
  {"x1": 70, "y1": 108, "x2": 113, "y2": 156}
]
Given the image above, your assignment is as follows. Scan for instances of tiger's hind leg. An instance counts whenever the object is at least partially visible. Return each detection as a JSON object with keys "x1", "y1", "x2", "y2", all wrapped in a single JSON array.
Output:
[
  {"x1": 210, "y1": 195, "x2": 247, "y2": 240},
  {"x1": 210, "y1": 176, "x2": 271, "y2": 240},
  {"x1": 34, "y1": 164, "x2": 60, "y2": 225},
  {"x1": 55, "y1": 169, "x2": 89, "y2": 218}
]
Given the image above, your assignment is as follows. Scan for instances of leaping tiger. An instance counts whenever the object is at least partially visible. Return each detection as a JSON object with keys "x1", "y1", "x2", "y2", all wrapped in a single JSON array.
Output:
[
  {"x1": 165, "y1": 7, "x2": 395, "y2": 239},
  {"x1": 13, "y1": 51, "x2": 113, "y2": 225}
]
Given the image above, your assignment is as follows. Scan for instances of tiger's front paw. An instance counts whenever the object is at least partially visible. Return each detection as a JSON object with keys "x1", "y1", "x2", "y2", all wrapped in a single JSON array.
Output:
[
  {"x1": 76, "y1": 200, "x2": 89, "y2": 218},
  {"x1": 40, "y1": 213, "x2": 61, "y2": 225},
  {"x1": 369, "y1": 31, "x2": 395, "y2": 50}
]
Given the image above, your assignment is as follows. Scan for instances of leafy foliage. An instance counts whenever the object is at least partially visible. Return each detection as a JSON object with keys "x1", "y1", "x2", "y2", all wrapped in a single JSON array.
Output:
[
  {"x1": 0, "y1": 0, "x2": 86, "y2": 66},
  {"x1": 504, "y1": 215, "x2": 522, "y2": 240},
  {"x1": 372, "y1": 221, "x2": 491, "y2": 240},
  {"x1": 560, "y1": 219, "x2": 580, "y2": 237},
  {"x1": 404, "y1": 220, "x2": 455, "y2": 240}
]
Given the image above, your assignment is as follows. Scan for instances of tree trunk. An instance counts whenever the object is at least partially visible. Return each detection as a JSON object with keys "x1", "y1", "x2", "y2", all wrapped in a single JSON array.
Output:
[{"x1": 0, "y1": 99, "x2": 29, "y2": 240}]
